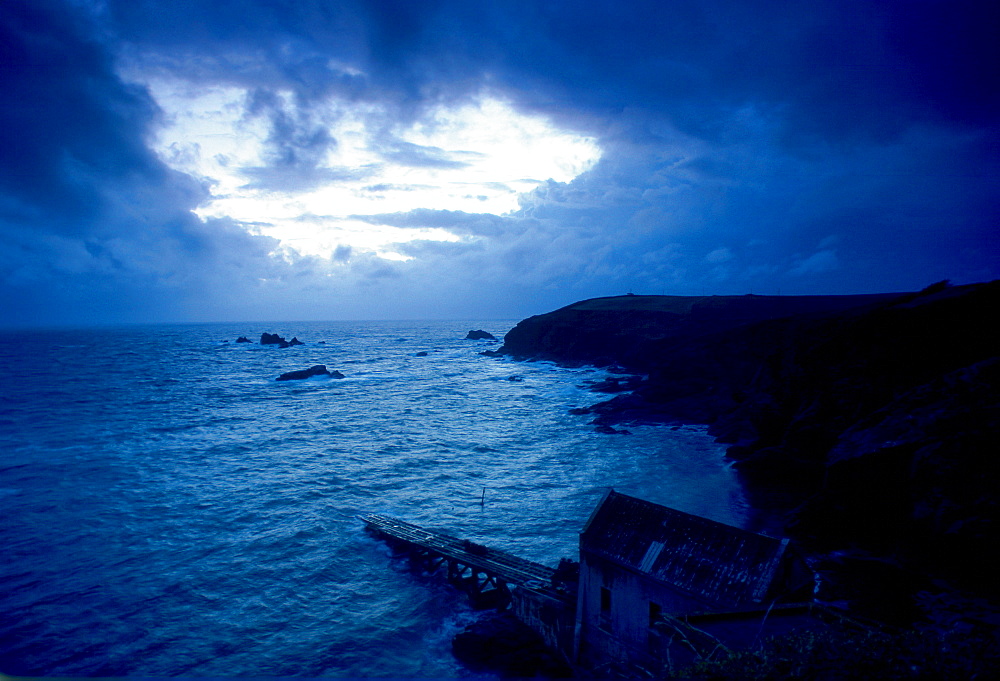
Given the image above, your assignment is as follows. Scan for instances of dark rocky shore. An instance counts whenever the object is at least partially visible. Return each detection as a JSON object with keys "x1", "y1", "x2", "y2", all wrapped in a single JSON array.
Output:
[{"x1": 498, "y1": 281, "x2": 1000, "y2": 597}]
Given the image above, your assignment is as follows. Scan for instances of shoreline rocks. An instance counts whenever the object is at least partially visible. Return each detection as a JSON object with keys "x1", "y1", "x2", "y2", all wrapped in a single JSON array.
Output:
[{"x1": 465, "y1": 329, "x2": 497, "y2": 341}]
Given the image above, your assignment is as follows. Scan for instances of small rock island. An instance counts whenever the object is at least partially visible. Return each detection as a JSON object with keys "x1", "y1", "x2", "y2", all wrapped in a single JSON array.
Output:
[{"x1": 275, "y1": 365, "x2": 345, "y2": 381}]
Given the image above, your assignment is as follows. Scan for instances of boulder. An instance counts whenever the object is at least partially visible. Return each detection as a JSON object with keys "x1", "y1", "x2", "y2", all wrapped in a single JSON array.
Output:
[
  {"x1": 236, "y1": 336, "x2": 252, "y2": 343},
  {"x1": 289, "y1": 337, "x2": 304, "y2": 346},
  {"x1": 276, "y1": 365, "x2": 345, "y2": 381},
  {"x1": 465, "y1": 329, "x2": 497, "y2": 341}
]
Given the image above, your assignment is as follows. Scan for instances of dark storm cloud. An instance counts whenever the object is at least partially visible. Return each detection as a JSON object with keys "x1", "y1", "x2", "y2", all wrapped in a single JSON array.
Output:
[
  {"x1": 242, "y1": 87, "x2": 338, "y2": 174},
  {"x1": 142, "y1": 0, "x2": 992, "y2": 142},
  {"x1": 96, "y1": 0, "x2": 1000, "y2": 163},
  {"x1": 0, "y1": 0, "x2": 185, "y2": 233},
  {"x1": 0, "y1": 0, "x2": 284, "y2": 325},
  {"x1": 92, "y1": 0, "x2": 999, "y2": 146},
  {"x1": 1, "y1": 0, "x2": 997, "y2": 326}
]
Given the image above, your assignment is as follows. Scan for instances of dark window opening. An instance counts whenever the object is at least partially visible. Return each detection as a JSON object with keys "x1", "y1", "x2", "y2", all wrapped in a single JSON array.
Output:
[
  {"x1": 649, "y1": 601, "x2": 662, "y2": 627},
  {"x1": 599, "y1": 587, "x2": 612, "y2": 632}
]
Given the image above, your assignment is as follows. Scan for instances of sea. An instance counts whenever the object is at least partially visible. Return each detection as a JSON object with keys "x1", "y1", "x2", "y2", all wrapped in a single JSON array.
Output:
[{"x1": 0, "y1": 320, "x2": 751, "y2": 678}]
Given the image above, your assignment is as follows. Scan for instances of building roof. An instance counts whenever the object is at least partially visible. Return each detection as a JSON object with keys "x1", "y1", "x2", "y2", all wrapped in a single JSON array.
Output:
[{"x1": 580, "y1": 490, "x2": 798, "y2": 610}]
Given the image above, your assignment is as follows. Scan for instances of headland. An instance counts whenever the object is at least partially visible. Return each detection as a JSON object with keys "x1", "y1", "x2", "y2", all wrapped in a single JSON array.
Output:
[{"x1": 498, "y1": 280, "x2": 1000, "y2": 598}]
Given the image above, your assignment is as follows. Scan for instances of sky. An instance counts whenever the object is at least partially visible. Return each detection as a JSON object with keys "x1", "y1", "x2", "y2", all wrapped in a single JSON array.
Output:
[{"x1": 1, "y1": 0, "x2": 997, "y2": 326}]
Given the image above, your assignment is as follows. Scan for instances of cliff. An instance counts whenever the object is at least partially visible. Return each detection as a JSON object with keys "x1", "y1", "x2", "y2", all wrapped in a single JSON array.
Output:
[{"x1": 499, "y1": 281, "x2": 1000, "y2": 593}]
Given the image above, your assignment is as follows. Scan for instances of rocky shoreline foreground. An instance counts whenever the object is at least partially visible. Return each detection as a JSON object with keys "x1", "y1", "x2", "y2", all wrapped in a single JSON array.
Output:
[{"x1": 496, "y1": 281, "x2": 1000, "y2": 601}]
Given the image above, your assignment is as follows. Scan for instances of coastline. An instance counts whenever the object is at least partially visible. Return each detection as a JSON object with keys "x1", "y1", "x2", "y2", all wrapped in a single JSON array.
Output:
[{"x1": 494, "y1": 281, "x2": 1000, "y2": 601}]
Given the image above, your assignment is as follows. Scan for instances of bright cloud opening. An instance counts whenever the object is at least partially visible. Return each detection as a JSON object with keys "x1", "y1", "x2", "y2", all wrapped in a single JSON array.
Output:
[{"x1": 144, "y1": 80, "x2": 601, "y2": 259}]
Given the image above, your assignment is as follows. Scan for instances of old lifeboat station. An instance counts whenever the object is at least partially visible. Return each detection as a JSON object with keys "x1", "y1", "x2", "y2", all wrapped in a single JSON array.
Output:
[{"x1": 360, "y1": 489, "x2": 822, "y2": 674}]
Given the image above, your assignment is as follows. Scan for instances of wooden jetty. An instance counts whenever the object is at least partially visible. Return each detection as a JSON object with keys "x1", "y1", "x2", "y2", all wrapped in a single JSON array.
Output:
[{"x1": 359, "y1": 513, "x2": 557, "y2": 609}]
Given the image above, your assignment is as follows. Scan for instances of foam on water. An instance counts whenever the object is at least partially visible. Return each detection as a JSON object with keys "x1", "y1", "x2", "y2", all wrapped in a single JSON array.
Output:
[{"x1": 0, "y1": 321, "x2": 749, "y2": 677}]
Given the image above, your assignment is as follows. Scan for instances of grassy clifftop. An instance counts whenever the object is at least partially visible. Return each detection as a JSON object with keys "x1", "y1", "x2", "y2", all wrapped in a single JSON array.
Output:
[{"x1": 501, "y1": 292, "x2": 902, "y2": 368}]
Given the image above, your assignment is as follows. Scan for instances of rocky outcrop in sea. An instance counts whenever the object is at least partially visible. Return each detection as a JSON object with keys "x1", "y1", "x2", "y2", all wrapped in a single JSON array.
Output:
[
  {"x1": 275, "y1": 365, "x2": 345, "y2": 381},
  {"x1": 261, "y1": 332, "x2": 290, "y2": 347}
]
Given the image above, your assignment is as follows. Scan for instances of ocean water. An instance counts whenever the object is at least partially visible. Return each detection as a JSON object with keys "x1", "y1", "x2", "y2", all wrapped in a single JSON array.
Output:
[{"x1": 0, "y1": 321, "x2": 749, "y2": 678}]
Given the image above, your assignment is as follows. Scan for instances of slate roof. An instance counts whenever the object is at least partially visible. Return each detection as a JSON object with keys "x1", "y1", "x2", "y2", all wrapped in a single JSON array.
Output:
[{"x1": 580, "y1": 490, "x2": 796, "y2": 610}]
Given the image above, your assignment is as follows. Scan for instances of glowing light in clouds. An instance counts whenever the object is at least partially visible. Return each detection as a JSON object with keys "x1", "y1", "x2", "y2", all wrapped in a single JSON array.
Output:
[{"x1": 145, "y1": 80, "x2": 601, "y2": 260}]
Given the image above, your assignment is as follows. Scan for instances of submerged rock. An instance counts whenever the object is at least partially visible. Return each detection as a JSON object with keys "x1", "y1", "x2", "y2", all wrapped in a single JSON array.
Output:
[
  {"x1": 465, "y1": 329, "x2": 497, "y2": 341},
  {"x1": 594, "y1": 424, "x2": 631, "y2": 435},
  {"x1": 276, "y1": 365, "x2": 345, "y2": 381}
]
